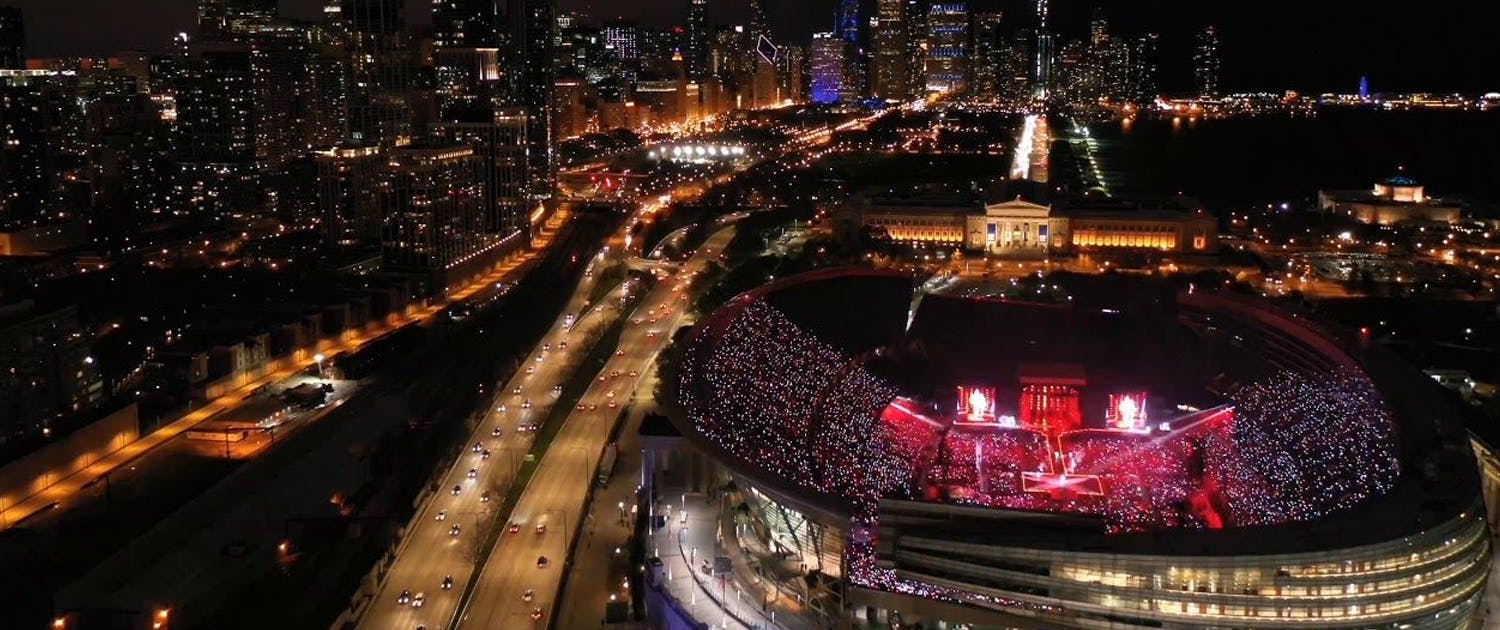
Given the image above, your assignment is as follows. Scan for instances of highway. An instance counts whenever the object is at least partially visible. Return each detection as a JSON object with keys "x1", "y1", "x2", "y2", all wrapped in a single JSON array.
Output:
[
  {"x1": 454, "y1": 227, "x2": 734, "y2": 630},
  {"x1": 357, "y1": 250, "x2": 634, "y2": 630}
]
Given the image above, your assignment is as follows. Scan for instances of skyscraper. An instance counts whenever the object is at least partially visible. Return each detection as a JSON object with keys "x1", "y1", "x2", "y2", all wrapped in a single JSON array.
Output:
[
  {"x1": 1193, "y1": 25, "x2": 1220, "y2": 98},
  {"x1": 173, "y1": 42, "x2": 263, "y2": 219},
  {"x1": 431, "y1": 0, "x2": 498, "y2": 48},
  {"x1": 0, "y1": 7, "x2": 22, "y2": 69},
  {"x1": 969, "y1": 11, "x2": 1003, "y2": 99},
  {"x1": 903, "y1": 0, "x2": 927, "y2": 97},
  {"x1": 379, "y1": 144, "x2": 491, "y2": 274},
  {"x1": 429, "y1": 107, "x2": 530, "y2": 237},
  {"x1": 837, "y1": 0, "x2": 861, "y2": 45},
  {"x1": 333, "y1": 0, "x2": 411, "y2": 148},
  {"x1": 686, "y1": 0, "x2": 709, "y2": 79},
  {"x1": 925, "y1": 3, "x2": 968, "y2": 94},
  {"x1": 809, "y1": 32, "x2": 844, "y2": 104},
  {"x1": 871, "y1": 0, "x2": 910, "y2": 101},
  {"x1": 501, "y1": 0, "x2": 555, "y2": 200},
  {"x1": 316, "y1": 143, "x2": 383, "y2": 247},
  {"x1": 1034, "y1": 0, "x2": 1052, "y2": 99},
  {"x1": 1122, "y1": 33, "x2": 1159, "y2": 104}
]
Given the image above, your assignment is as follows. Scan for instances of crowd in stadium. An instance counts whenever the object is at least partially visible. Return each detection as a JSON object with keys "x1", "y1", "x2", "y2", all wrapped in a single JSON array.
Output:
[{"x1": 680, "y1": 299, "x2": 1402, "y2": 534}]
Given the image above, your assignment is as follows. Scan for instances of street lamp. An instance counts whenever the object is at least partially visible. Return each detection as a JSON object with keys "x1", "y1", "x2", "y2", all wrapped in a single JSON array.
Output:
[{"x1": 313, "y1": 354, "x2": 325, "y2": 380}]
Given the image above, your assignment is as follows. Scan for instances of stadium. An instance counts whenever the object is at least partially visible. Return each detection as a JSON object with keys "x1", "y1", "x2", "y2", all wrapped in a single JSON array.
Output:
[{"x1": 666, "y1": 268, "x2": 1491, "y2": 629}]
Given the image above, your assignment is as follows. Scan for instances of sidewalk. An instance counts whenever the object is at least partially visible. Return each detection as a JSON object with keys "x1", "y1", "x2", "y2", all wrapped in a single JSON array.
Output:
[{"x1": 649, "y1": 490, "x2": 819, "y2": 630}]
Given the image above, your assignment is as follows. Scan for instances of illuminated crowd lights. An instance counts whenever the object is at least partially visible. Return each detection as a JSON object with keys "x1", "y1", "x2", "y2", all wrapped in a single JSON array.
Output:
[
  {"x1": 680, "y1": 296, "x2": 1404, "y2": 597},
  {"x1": 1207, "y1": 370, "x2": 1400, "y2": 526}
]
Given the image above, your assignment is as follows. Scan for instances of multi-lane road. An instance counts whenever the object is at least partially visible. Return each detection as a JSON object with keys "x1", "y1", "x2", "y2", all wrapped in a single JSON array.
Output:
[
  {"x1": 358, "y1": 251, "x2": 630, "y2": 630},
  {"x1": 453, "y1": 227, "x2": 733, "y2": 629}
]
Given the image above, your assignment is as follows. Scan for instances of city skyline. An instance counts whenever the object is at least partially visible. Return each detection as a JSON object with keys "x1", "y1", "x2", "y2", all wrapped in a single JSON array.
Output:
[{"x1": 1, "y1": 0, "x2": 1498, "y2": 93}]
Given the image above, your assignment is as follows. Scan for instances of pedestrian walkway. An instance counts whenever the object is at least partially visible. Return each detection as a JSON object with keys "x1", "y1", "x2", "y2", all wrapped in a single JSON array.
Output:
[{"x1": 649, "y1": 492, "x2": 769, "y2": 630}]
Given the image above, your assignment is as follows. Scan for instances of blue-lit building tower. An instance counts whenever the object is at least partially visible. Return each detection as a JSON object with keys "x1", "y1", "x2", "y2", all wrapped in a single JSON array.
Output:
[
  {"x1": 809, "y1": 32, "x2": 845, "y2": 103},
  {"x1": 838, "y1": 0, "x2": 860, "y2": 44}
]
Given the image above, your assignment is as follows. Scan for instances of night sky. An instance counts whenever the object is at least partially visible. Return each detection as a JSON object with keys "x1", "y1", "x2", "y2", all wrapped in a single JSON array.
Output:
[{"x1": 5, "y1": 0, "x2": 1497, "y2": 94}]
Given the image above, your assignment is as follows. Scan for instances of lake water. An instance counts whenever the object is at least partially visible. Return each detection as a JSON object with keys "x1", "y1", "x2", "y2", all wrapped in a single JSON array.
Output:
[{"x1": 1080, "y1": 109, "x2": 1500, "y2": 212}]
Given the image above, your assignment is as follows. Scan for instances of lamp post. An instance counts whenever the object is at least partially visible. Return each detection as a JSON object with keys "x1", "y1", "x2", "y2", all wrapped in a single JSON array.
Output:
[{"x1": 313, "y1": 353, "x2": 325, "y2": 380}]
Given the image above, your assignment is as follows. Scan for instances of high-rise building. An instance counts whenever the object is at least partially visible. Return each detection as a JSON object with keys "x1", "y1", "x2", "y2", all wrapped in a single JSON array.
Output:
[
  {"x1": 429, "y1": 107, "x2": 529, "y2": 237},
  {"x1": 903, "y1": 0, "x2": 927, "y2": 97},
  {"x1": 925, "y1": 3, "x2": 968, "y2": 94},
  {"x1": 1193, "y1": 25, "x2": 1220, "y2": 98},
  {"x1": 809, "y1": 32, "x2": 844, "y2": 104},
  {"x1": 1034, "y1": 0, "x2": 1052, "y2": 99},
  {"x1": 247, "y1": 26, "x2": 314, "y2": 170},
  {"x1": 995, "y1": 31, "x2": 1032, "y2": 102},
  {"x1": 969, "y1": 11, "x2": 1003, "y2": 99},
  {"x1": 315, "y1": 143, "x2": 383, "y2": 247},
  {"x1": 432, "y1": 0, "x2": 498, "y2": 48},
  {"x1": 1, "y1": 70, "x2": 47, "y2": 223},
  {"x1": 502, "y1": 0, "x2": 556, "y2": 200},
  {"x1": 379, "y1": 144, "x2": 493, "y2": 274},
  {"x1": 837, "y1": 0, "x2": 861, "y2": 45},
  {"x1": 172, "y1": 42, "x2": 263, "y2": 219},
  {"x1": 1122, "y1": 32, "x2": 1159, "y2": 104},
  {"x1": 686, "y1": 0, "x2": 709, "y2": 80},
  {"x1": 870, "y1": 0, "x2": 910, "y2": 101},
  {"x1": 0, "y1": 7, "x2": 23, "y2": 69},
  {"x1": 332, "y1": 0, "x2": 410, "y2": 148},
  {"x1": 1089, "y1": 7, "x2": 1109, "y2": 48},
  {"x1": 778, "y1": 45, "x2": 804, "y2": 103}
]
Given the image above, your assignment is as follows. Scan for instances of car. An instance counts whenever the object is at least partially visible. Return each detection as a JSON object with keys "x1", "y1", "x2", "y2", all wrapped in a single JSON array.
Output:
[
  {"x1": 522, "y1": 589, "x2": 534, "y2": 602},
  {"x1": 597, "y1": 374, "x2": 606, "y2": 382},
  {"x1": 535, "y1": 523, "x2": 546, "y2": 534},
  {"x1": 451, "y1": 485, "x2": 462, "y2": 495},
  {"x1": 536, "y1": 556, "x2": 549, "y2": 568},
  {"x1": 587, "y1": 403, "x2": 598, "y2": 411},
  {"x1": 435, "y1": 510, "x2": 446, "y2": 521},
  {"x1": 542, "y1": 343, "x2": 551, "y2": 351},
  {"x1": 530, "y1": 607, "x2": 544, "y2": 620},
  {"x1": 608, "y1": 400, "x2": 618, "y2": 408},
  {"x1": 480, "y1": 491, "x2": 491, "y2": 503},
  {"x1": 610, "y1": 370, "x2": 620, "y2": 378},
  {"x1": 496, "y1": 404, "x2": 507, "y2": 413},
  {"x1": 441, "y1": 576, "x2": 454, "y2": 590},
  {"x1": 449, "y1": 524, "x2": 461, "y2": 536},
  {"x1": 397, "y1": 589, "x2": 412, "y2": 605},
  {"x1": 513, "y1": 385, "x2": 523, "y2": 394},
  {"x1": 631, "y1": 318, "x2": 643, "y2": 325},
  {"x1": 411, "y1": 592, "x2": 426, "y2": 608},
  {"x1": 492, "y1": 427, "x2": 502, "y2": 437},
  {"x1": 481, "y1": 449, "x2": 491, "y2": 460},
  {"x1": 508, "y1": 522, "x2": 521, "y2": 534},
  {"x1": 646, "y1": 330, "x2": 657, "y2": 338},
  {"x1": 649, "y1": 318, "x2": 658, "y2": 324},
  {"x1": 615, "y1": 349, "x2": 625, "y2": 356},
  {"x1": 575, "y1": 402, "x2": 587, "y2": 410},
  {"x1": 525, "y1": 366, "x2": 535, "y2": 375},
  {"x1": 628, "y1": 370, "x2": 638, "y2": 377},
  {"x1": 472, "y1": 443, "x2": 482, "y2": 454},
  {"x1": 552, "y1": 384, "x2": 563, "y2": 393},
  {"x1": 558, "y1": 341, "x2": 568, "y2": 350},
  {"x1": 606, "y1": 390, "x2": 616, "y2": 398},
  {"x1": 467, "y1": 468, "x2": 478, "y2": 479},
  {"x1": 522, "y1": 399, "x2": 532, "y2": 409},
  {"x1": 535, "y1": 355, "x2": 544, "y2": 363}
]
